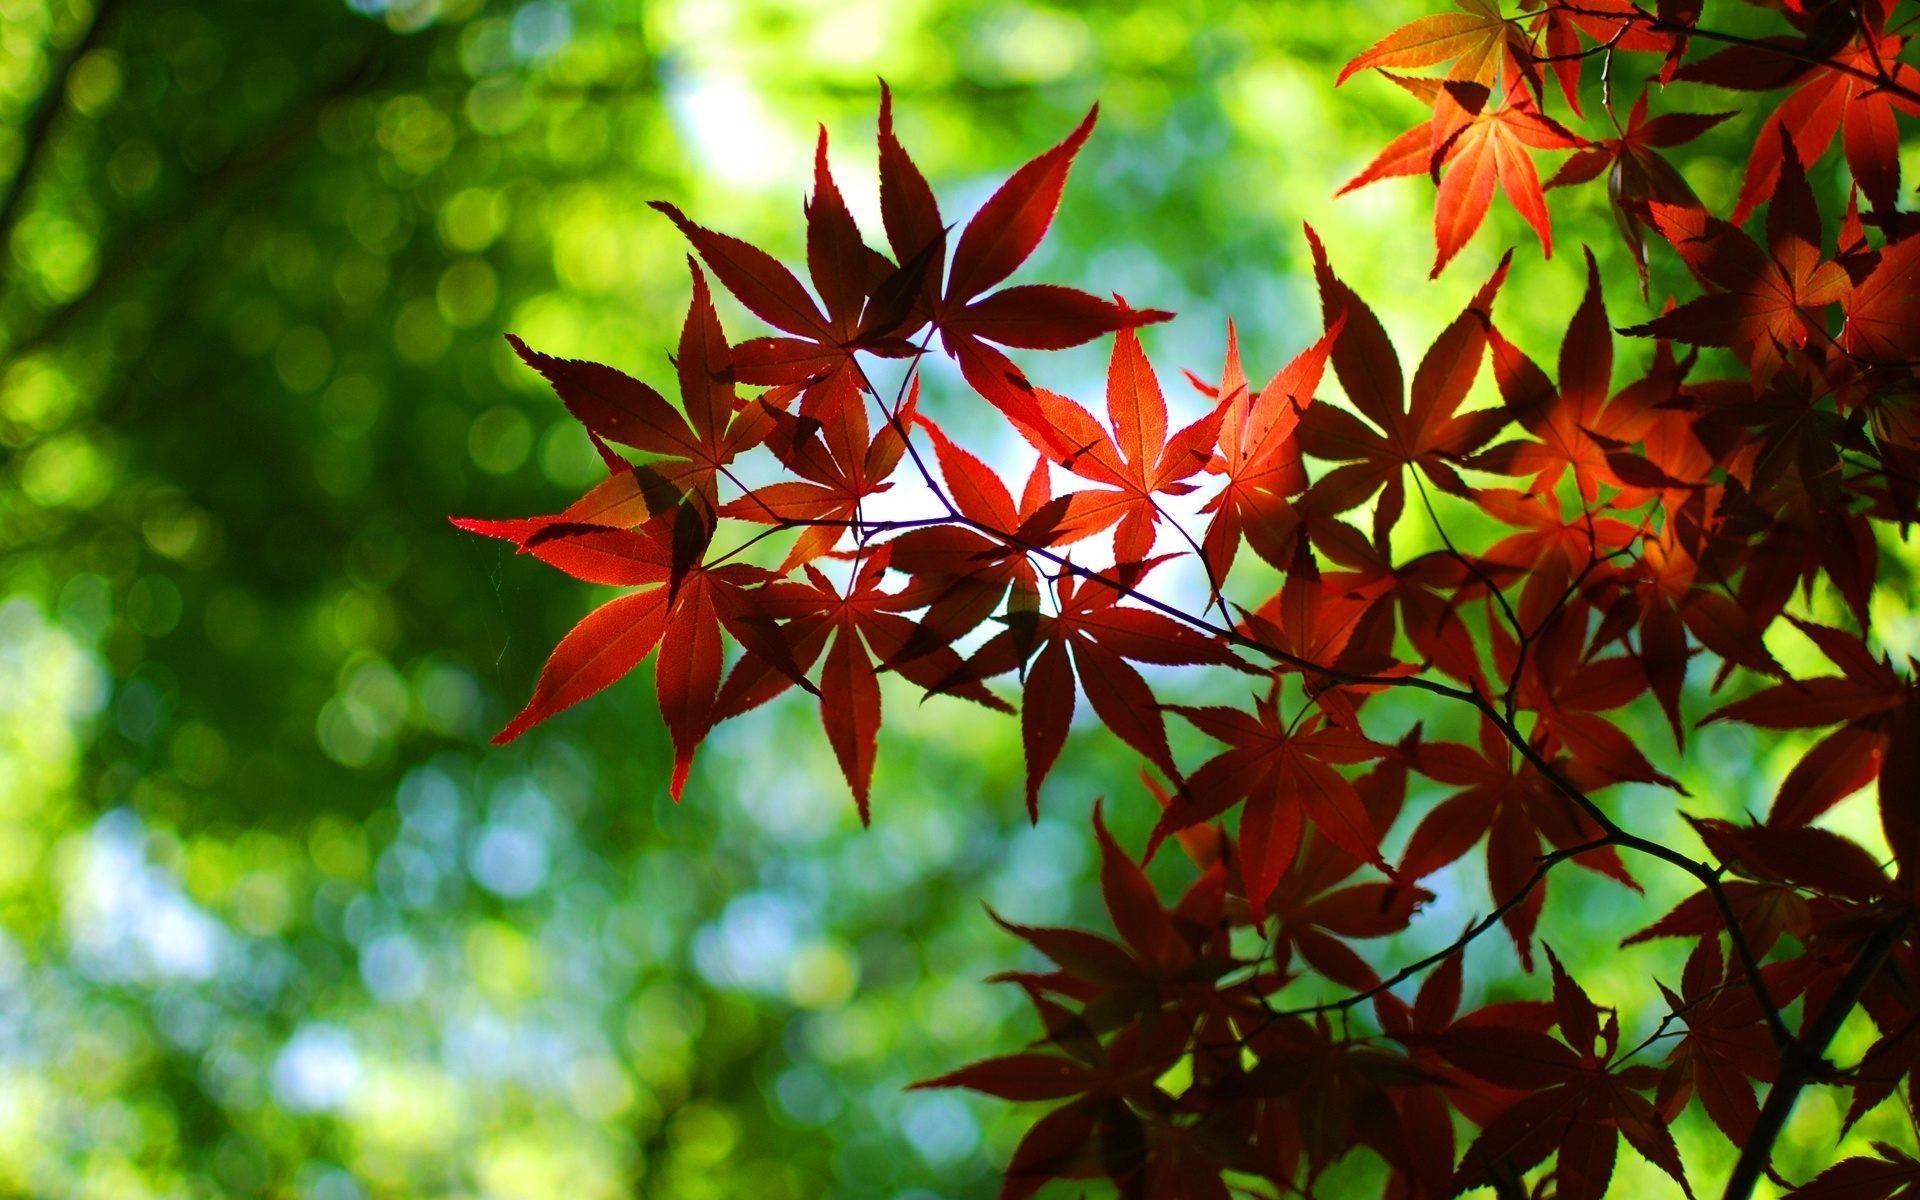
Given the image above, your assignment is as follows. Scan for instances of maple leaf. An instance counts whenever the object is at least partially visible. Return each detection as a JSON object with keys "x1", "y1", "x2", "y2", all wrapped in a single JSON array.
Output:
[
  {"x1": 1154, "y1": 684, "x2": 1390, "y2": 921},
  {"x1": 1477, "y1": 248, "x2": 1672, "y2": 503},
  {"x1": 914, "y1": 105, "x2": 1175, "y2": 453},
  {"x1": 1337, "y1": 0, "x2": 1523, "y2": 90},
  {"x1": 1503, "y1": 601, "x2": 1687, "y2": 790},
  {"x1": 913, "y1": 942, "x2": 1207, "y2": 1200},
  {"x1": 1230, "y1": 1012, "x2": 1451, "y2": 1183},
  {"x1": 1399, "y1": 717, "x2": 1634, "y2": 965},
  {"x1": 1653, "y1": 935, "x2": 1788, "y2": 1147},
  {"x1": 1842, "y1": 232, "x2": 1920, "y2": 364},
  {"x1": 988, "y1": 803, "x2": 1235, "y2": 1037},
  {"x1": 1439, "y1": 948, "x2": 1694, "y2": 1200},
  {"x1": 657, "y1": 88, "x2": 1172, "y2": 435},
  {"x1": 1262, "y1": 745, "x2": 1433, "y2": 991},
  {"x1": 1703, "y1": 619, "x2": 1912, "y2": 838},
  {"x1": 478, "y1": 260, "x2": 770, "y2": 559},
  {"x1": 462, "y1": 523, "x2": 797, "y2": 800},
  {"x1": 1378, "y1": 949, "x2": 1558, "y2": 1126},
  {"x1": 884, "y1": 414, "x2": 1060, "y2": 650},
  {"x1": 1191, "y1": 318, "x2": 1340, "y2": 592},
  {"x1": 1308, "y1": 514, "x2": 1490, "y2": 688},
  {"x1": 1235, "y1": 560, "x2": 1405, "y2": 727},
  {"x1": 651, "y1": 129, "x2": 902, "y2": 422},
  {"x1": 1545, "y1": 95, "x2": 1733, "y2": 290},
  {"x1": 1427, "y1": 82, "x2": 1585, "y2": 275},
  {"x1": 1339, "y1": 81, "x2": 1584, "y2": 276},
  {"x1": 1590, "y1": 524, "x2": 1783, "y2": 746},
  {"x1": 1625, "y1": 136, "x2": 1849, "y2": 384},
  {"x1": 954, "y1": 563, "x2": 1252, "y2": 819},
  {"x1": 718, "y1": 378, "x2": 910, "y2": 569},
  {"x1": 1688, "y1": 816, "x2": 1892, "y2": 904},
  {"x1": 1623, "y1": 878, "x2": 1810, "y2": 963},
  {"x1": 1474, "y1": 490, "x2": 1638, "y2": 632},
  {"x1": 1296, "y1": 226, "x2": 1512, "y2": 543},
  {"x1": 1783, "y1": 1147, "x2": 1920, "y2": 1200},
  {"x1": 706, "y1": 545, "x2": 1010, "y2": 821},
  {"x1": 1009, "y1": 323, "x2": 1228, "y2": 564}
]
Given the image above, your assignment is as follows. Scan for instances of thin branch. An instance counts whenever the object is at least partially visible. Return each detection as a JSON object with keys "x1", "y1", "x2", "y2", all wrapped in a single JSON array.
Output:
[{"x1": 1269, "y1": 838, "x2": 1609, "y2": 1019}]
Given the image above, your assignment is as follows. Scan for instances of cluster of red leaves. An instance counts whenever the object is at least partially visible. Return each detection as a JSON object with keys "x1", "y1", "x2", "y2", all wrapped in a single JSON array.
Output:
[{"x1": 460, "y1": 2, "x2": 1920, "y2": 1195}]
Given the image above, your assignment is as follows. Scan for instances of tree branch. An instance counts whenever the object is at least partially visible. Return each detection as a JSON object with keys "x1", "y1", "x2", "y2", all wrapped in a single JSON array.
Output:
[{"x1": 1724, "y1": 913, "x2": 1912, "y2": 1200}]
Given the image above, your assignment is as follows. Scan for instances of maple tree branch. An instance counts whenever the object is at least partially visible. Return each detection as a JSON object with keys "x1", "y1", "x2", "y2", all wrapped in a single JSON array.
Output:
[
  {"x1": 1268, "y1": 837, "x2": 1609, "y2": 1019},
  {"x1": 1465, "y1": 699, "x2": 1796, "y2": 1049},
  {"x1": 1724, "y1": 913, "x2": 1913, "y2": 1200}
]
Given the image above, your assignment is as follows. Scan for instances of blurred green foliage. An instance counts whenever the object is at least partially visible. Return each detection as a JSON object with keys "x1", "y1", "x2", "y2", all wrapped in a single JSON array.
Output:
[{"x1": 1, "y1": 0, "x2": 1915, "y2": 1196}]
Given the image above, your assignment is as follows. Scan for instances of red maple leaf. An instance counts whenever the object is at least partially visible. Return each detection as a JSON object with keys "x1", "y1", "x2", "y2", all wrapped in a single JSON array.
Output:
[
  {"x1": 1678, "y1": 14, "x2": 1920, "y2": 221},
  {"x1": 1191, "y1": 318, "x2": 1339, "y2": 593},
  {"x1": 718, "y1": 379, "x2": 911, "y2": 569},
  {"x1": 1546, "y1": 95, "x2": 1733, "y2": 289},
  {"x1": 955, "y1": 563, "x2": 1252, "y2": 818},
  {"x1": 1399, "y1": 717, "x2": 1636, "y2": 965},
  {"x1": 478, "y1": 260, "x2": 772, "y2": 556},
  {"x1": 1013, "y1": 323, "x2": 1228, "y2": 564},
  {"x1": 1339, "y1": 79, "x2": 1584, "y2": 276},
  {"x1": 1262, "y1": 745, "x2": 1432, "y2": 992},
  {"x1": 1654, "y1": 935, "x2": 1791, "y2": 1147},
  {"x1": 1626, "y1": 136, "x2": 1849, "y2": 383},
  {"x1": 461, "y1": 523, "x2": 796, "y2": 799},
  {"x1": 1336, "y1": 0, "x2": 1520, "y2": 88},
  {"x1": 709, "y1": 545, "x2": 1007, "y2": 821},
  {"x1": 1437, "y1": 949, "x2": 1694, "y2": 1200},
  {"x1": 1704, "y1": 619, "x2": 1913, "y2": 850},
  {"x1": 1155, "y1": 684, "x2": 1391, "y2": 921},
  {"x1": 1296, "y1": 227, "x2": 1512, "y2": 543}
]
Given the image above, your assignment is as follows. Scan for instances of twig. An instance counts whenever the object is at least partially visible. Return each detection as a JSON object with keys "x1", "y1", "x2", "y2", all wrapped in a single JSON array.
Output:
[{"x1": 1270, "y1": 838, "x2": 1610, "y2": 1019}]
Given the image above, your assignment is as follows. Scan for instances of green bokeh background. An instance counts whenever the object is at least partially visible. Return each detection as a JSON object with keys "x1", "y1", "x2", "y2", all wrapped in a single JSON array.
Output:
[{"x1": 2, "y1": 0, "x2": 1916, "y2": 1196}]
